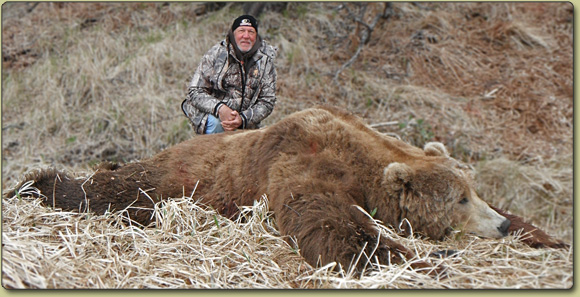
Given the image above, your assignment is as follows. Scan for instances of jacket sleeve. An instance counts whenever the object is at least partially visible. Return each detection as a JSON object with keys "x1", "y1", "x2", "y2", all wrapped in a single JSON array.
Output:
[
  {"x1": 240, "y1": 54, "x2": 277, "y2": 128},
  {"x1": 183, "y1": 45, "x2": 225, "y2": 119}
]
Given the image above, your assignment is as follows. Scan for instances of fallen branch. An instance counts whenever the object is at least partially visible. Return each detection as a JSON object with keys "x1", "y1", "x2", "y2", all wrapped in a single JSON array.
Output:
[{"x1": 370, "y1": 121, "x2": 399, "y2": 128}]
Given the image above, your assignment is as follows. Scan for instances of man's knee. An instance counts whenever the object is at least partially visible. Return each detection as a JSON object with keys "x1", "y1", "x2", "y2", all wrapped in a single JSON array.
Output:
[{"x1": 205, "y1": 115, "x2": 225, "y2": 134}]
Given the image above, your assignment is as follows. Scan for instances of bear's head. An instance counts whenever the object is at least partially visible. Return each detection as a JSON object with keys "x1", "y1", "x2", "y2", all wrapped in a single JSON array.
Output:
[{"x1": 382, "y1": 142, "x2": 511, "y2": 240}]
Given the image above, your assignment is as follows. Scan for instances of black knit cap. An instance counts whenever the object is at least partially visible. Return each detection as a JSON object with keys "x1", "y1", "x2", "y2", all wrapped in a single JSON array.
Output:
[{"x1": 231, "y1": 15, "x2": 258, "y2": 33}]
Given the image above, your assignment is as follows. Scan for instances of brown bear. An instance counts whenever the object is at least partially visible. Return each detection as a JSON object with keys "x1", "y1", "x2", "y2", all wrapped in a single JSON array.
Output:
[{"x1": 7, "y1": 106, "x2": 567, "y2": 274}]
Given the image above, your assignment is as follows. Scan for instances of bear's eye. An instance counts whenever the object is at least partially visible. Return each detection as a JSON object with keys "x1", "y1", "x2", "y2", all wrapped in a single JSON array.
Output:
[{"x1": 459, "y1": 197, "x2": 469, "y2": 204}]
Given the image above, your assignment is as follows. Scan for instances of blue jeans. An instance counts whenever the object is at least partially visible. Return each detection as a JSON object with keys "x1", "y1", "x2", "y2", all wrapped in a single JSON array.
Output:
[{"x1": 205, "y1": 115, "x2": 224, "y2": 134}]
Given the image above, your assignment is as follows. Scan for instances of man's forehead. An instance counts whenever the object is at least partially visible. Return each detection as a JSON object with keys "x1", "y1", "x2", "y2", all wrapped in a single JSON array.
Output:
[{"x1": 235, "y1": 26, "x2": 256, "y2": 32}]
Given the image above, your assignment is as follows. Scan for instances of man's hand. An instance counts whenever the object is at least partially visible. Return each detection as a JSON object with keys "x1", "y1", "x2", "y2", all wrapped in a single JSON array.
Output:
[{"x1": 218, "y1": 105, "x2": 242, "y2": 131}]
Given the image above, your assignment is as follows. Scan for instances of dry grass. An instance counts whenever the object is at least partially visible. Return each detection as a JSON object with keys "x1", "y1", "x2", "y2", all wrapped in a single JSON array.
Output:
[
  {"x1": 1, "y1": 2, "x2": 573, "y2": 289},
  {"x1": 2, "y1": 185, "x2": 572, "y2": 289},
  {"x1": 2, "y1": 191, "x2": 307, "y2": 288}
]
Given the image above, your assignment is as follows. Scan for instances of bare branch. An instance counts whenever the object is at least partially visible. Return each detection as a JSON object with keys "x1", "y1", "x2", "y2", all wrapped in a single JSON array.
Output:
[{"x1": 333, "y1": 3, "x2": 392, "y2": 82}]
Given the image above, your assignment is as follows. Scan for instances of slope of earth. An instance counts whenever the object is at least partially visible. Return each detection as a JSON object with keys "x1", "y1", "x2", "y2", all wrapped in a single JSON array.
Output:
[{"x1": 1, "y1": 2, "x2": 573, "y2": 289}]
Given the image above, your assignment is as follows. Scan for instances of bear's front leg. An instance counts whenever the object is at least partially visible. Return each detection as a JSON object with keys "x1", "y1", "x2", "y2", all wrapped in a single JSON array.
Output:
[
  {"x1": 273, "y1": 191, "x2": 441, "y2": 275},
  {"x1": 490, "y1": 206, "x2": 569, "y2": 249}
]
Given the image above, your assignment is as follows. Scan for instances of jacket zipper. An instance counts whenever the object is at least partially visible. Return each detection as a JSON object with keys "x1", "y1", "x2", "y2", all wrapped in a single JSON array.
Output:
[{"x1": 239, "y1": 61, "x2": 246, "y2": 112}]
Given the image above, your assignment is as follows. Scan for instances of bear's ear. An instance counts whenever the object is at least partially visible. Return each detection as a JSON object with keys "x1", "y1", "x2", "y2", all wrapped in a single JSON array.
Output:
[
  {"x1": 424, "y1": 142, "x2": 449, "y2": 157},
  {"x1": 383, "y1": 162, "x2": 412, "y2": 191}
]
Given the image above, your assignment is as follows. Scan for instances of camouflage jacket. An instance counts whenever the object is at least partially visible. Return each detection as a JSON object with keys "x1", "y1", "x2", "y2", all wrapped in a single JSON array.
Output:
[{"x1": 181, "y1": 38, "x2": 278, "y2": 134}]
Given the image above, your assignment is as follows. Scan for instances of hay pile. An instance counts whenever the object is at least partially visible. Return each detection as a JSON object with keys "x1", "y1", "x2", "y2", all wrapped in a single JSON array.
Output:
[
  {"x1": 1, "y1": 2, "x2": 573, "y2": 289},
  {"x1": 2, "y1": 184, "x2": 309, "y2": 289},
  {"x1": 2, "y1": 184, "x2": 572, "y2": 289}
]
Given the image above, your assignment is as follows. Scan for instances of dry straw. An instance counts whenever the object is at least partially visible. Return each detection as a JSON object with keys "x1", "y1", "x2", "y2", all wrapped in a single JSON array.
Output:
[
  {"x1": 2, "y1": 2, "x2": 573, "y2": 289},
  {"x1": 1, "y1": 183, "x2": 572, "y2": 289}
]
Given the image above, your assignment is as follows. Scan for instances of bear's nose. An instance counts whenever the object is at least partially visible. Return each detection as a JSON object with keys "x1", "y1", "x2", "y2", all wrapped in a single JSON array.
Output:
[{"x1": 497, "y1": 219, "x2": 511, "y2": 237}]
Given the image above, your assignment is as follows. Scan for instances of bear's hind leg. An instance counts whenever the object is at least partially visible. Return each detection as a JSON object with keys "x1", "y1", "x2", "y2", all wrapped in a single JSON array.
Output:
[{"x1": 9, "y1": 166, "x2": 162, "y2": 226}]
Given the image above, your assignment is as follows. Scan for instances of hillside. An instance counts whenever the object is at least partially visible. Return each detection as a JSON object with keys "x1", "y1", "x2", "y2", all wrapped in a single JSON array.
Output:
[{"x1": 1, "y1": 2, "x2": 573, "y2": 289}]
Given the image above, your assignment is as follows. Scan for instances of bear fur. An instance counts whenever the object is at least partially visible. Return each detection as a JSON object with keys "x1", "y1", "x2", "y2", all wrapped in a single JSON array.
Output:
[{"x1": 8, "y1": 106, "x2": 567, "y2": 273}]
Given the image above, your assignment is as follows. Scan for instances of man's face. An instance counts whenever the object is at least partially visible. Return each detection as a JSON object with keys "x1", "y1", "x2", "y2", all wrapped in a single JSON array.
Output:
[{"x1": 233, "y1": 26, "x2": 257, "y2": 53}]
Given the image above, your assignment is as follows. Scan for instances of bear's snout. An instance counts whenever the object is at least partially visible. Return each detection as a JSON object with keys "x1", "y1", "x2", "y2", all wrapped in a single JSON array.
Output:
[{"x1": 497, "y1": 219, "x2": 511, "y2": 237}]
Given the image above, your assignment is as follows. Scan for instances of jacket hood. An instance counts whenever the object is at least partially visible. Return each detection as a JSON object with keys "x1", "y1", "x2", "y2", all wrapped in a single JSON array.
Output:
[{"x1": 223, "y1": 32, "x2": 276, "y2": 62}]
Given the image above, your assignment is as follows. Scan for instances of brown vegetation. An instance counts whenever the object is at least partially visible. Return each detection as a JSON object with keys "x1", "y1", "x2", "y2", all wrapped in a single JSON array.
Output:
[{"x1": 1, "y1": 2, "x2": 573, "y2": 289}]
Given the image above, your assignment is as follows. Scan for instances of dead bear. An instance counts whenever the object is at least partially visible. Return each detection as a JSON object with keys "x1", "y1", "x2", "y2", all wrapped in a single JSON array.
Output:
[{"x1": 7, "y1": 106, "x2": 568, "y2": 274}]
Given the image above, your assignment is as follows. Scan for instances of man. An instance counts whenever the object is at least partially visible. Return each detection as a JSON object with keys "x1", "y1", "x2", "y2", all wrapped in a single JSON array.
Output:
[{"x1": 182, "y1": 15, "x2": 277, "y2": 134}]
